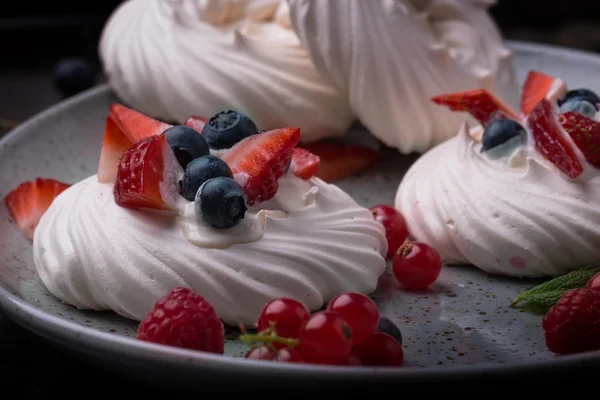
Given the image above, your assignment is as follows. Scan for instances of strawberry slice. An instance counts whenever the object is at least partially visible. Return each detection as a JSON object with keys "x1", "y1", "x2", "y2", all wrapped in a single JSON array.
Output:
[
  {"x1": 299, "y1": 140, "x2": 378, "y2": 183},
  {"x1": 521, "y1": 70, "x2": 567, "y2": 116},
  {"x1": 221, "y1": 127, "x2": 300, "y2": 205},
  {"x1": 97, "y1": 104, "x2": 172, "y2": 184},
  {"x1": 97, "y1": 117, "x2": 132, "y2": 183},
  {"x1": 289, "y1": 148, "x2": 320, "y2": 180},
  {"x1": 431, "y1": 89, "x2": 520, "y2": 126},
  {"x1": 527, "y1": 99, "x2": 585, "y2": 179},
  {"x1": 109, "y1": 103, "x2": 172, "y2": 142},
  {"x1": 184, "y1": 115, "x2": 208, "y2": 132},
  {"x1": 4, "y1": 178, "x2": 71, "y2": 239},
  {"x1": 113, "y1": 134, "x2": 182, "y2": 213},
  {"x1": 560, "y1": 111, "x2": 600, "y2": 168}
]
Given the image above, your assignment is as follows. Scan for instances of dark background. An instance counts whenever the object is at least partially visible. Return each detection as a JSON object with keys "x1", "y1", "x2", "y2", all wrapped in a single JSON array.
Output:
[
  {"x1": 1, "y1": 1, "x2": 599, "y2": 396},
  {"x1": 2, "y1": 1, "x2": 600, "y2": 131}
]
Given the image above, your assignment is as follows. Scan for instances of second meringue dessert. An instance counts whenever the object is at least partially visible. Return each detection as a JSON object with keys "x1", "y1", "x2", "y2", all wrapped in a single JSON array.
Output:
[
  {"x1": 99, "y1": 0, "x2": 518, "y2": 153},
  {"x1": 395, "y1": 71, "x2": 600, "y2": 278},
  {"x1": 31, "y1": 106, "x2": 388, "y2": 326}
]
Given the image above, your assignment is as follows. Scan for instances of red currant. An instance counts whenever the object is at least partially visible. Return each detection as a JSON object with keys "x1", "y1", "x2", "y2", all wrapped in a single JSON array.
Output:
[
  {"x1": 370, "y1": 204, "x2": 409, "y2": 257},
  {"x1": 352, "y1": 332, "x2": 404, "y2": 366},
  {"x1": 586, "y1": 272, "x2": 600, "y2": 291},
  {"x1": 327, "y1": 292, "x2": 379, "y2": 345},
  {"x1": 392, "y1": 242, "x2": 442, "y2": 290},
  {"x1": 245, "y1": 345, "x2": 275, "y2": 360},
  {"x1": 257, "y1": 298, "x2": 310, "y2": 339},
  {"x1": 275, "y1": 347, "x2": 304, "y2": 363},
  {"x1": 298, "y1": 311, "x2": 353, "y2": 365}
]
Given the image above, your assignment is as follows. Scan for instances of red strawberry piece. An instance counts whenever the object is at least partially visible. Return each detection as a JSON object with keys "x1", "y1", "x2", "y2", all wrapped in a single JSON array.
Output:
[
  {"x1": 527, "y1": 99, "x2": 585, "y2": 179},
  {"x1": 4, "y1": 178, "x2": 71, "y2": 239},
  {"x1": 97, "y1": 117, "x2": 132, "y2": 183},
  {"x1": 109, "y1": 103, "x2": 172, "y2": 142},
  {"x1": 221, "y1": 127, "x2": 300, "y2": 205},
  {"x1": 542, "y1": 287, "x2": 600, "y2": 355},
  {"x1": 559, "y1": 111, "x2": 600, "y2": 168},
  {"x1": 521, "y1": 70, "x2": 567, "y2": 116},
  {"x1": 136, "y1": 287, "x2": 224, "y2": 354},
  {"x1": 299, "y1": 140, "x2": 378, "y2": 183},
  {"x1": 97, "y1": 104, "x2": 172, "y2": 184},
  {"x1": 431, "y1": 88, "x2": 520, "y2": 126},
  {"x1": 113, "y1": 134, "x2": 182, "y2": 213},
  {"x1": 289, "y1": 148, "x2": 320, "y2": 180},
  {"x1": 184, "y1": 115, "x2": 208, "y2": 132}
]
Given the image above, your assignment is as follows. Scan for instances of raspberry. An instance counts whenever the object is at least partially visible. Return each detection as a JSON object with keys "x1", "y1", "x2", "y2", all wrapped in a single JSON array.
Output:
[
  {"x1": 542, "y1": 288, "x2": 600, "y2": 355},
  {"x1": 136, "y1": 287, "x2": 224, "y2": 354}
]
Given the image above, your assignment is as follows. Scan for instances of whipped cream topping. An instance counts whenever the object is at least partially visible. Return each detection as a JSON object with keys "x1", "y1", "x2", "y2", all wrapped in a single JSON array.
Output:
[
  {"x1": 99, "y1": 0, "x2": 354, "y2": 143},
  {"x1": 99, "y1": 0, "x2": 518, "y2": 153},
  {"x1": 33, "y1": 174, "x2": 387, "y2": 326},
  {"x1": 288, "y1": 0, "x2": 518, "y2": 153},
  {"x1": 395, "y1": 122, "x2": 600, "y2": 277}
]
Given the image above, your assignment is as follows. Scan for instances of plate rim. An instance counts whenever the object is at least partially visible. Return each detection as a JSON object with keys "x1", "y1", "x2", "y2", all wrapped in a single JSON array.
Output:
[{"x1": 2, "y1": 39, "x2": 600, "y2": 380}]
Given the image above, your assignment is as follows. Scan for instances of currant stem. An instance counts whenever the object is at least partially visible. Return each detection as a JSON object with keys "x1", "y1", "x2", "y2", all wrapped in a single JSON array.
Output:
[{"x1": 239, "y1": 325, "x2": 299, "y2": 349}]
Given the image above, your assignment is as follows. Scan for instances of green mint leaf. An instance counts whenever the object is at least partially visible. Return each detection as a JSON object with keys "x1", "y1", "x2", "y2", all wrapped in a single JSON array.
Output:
[
  {"x1": 511, "y1": 266, "x2": 599, "y2": 310},
  {"x1": 522, "y1": 301, "x2": 552, "y2": 315},
  {"x1": 519, "y1": 290, "x2": 565, "y2": 314}
]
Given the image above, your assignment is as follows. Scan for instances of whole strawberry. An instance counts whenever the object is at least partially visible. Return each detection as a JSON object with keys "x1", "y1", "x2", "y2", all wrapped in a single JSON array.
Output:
[
  {"x1": 542, "y1": 288, "x2": 600, "y2": 355},
  {"x1": 136, "y1": 287, "x2": 224, "y2": 354}
]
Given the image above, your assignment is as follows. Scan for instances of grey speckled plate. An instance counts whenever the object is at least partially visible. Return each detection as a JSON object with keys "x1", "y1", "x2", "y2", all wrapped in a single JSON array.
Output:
[{"x1": 1, "y1": 41, "x2": 600, "y2": 387}]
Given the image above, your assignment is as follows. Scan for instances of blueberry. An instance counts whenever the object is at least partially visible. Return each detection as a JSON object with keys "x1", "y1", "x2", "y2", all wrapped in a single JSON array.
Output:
[
  {"x1": 559, "y1": 99, "x2": 597, "y2": 118},
  {"x1": 559, "y1": 88, "x2": 600, "y2": 109},
  {"x1": 195, "y1": 177, "x2": 247, "y2": 229},
  {"x1": 163, "y1": 125, "x2": 210, "y2": 169},
  {"x1": 201, "y1": 110, "x2": 258, "y2": 150},
  {"x1": 481, "y1": 119, "x2": 526, "y2": 152},
  {"x1": 53, "y1": 57, "x2": 96, "y2": 97},
  {"x1": 180, "y1": 155, "x2": 233, "y2": 201},
  {"x1": 376, "y1": 316, "x2": 402, "y2": 345}
]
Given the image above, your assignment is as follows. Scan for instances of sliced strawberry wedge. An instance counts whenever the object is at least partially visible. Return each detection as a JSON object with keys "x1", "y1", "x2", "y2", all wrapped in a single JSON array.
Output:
[
  {"x1": 97, "y1": 117, "x2": 132, "y2": 182},
  {"x1": 221, "y1": 127, "x2": 301, "y2": 205},
  {"x1": 184, "y1": 115, "x2": 208, "y2": 132},
  {"x1": 4, "y1": 178, "x2": 71, "y2": 239},
  {"x1": 290, "y1": 148, "x2": 320, "y2": 180},
  {"x1": 560, "y1": 111, "x2": 600, "y2": 168},
  {"x1": 109, "y1": 103, "x2": 172, "y2": 142},
  {"x1": 527, "y1": 99, "x2": 585, "y2": 179},
  {"x1": 97, "y1": 104, "x2": 172, "y2": 183},
  {"x1": 113, "y1": 134, "x2": 182, "y2": 213},
  {"x1": 521, "y1": 70, "x2": 567, "y2": 116},
  {"x1": 431, "y1": 89, "x2": 520, "y2": 126},
  {"x1": 299, "y1": 140, "x2": 378, "y2": 183}
]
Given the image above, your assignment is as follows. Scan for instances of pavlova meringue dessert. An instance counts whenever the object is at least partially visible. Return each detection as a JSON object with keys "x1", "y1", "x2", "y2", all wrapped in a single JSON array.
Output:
[
  {"x1": 99, "y1": 0, "x2": 518, "y2": 153},
  {"x1": 18, "y1": 106, "x2": 387, "y2": 326},
  {"x1": 395, "y1": 71, "x2": 600, "y2": 277}
]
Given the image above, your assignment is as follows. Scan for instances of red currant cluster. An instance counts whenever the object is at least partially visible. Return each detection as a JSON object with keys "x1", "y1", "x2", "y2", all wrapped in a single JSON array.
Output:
[
  {"x1": 240, "y1": 293, "x2": 404, "y2": 366},
  {"x1": 370, "y1": 204, "x2": 442, "y2": 290}
]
